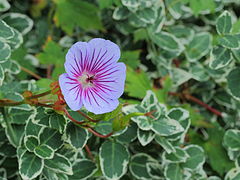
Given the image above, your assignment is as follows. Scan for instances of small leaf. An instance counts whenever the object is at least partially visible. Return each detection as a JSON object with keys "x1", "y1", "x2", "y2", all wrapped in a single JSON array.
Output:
[
  {"x1": 164, "y1": 163, "x2": 183, "y2": 180},
  {"x1": 45, "y1": 153, "x2": 73, "y2": 175},
  {"x1": 137, "y1": 129, "x2": 155, "y2": 146},
  {"x1": 116, "y1": 123, "x2": 138, "y2": 143},
  {"x1": 151, "y1": 31, "x2": 184, "y2": 55},
  {"x1": 69, "y1": 159, "x2": 98, "y2": 180},
  {"x1": 66, "y1": 123, "x2": 89, "y2": 149},
  {"x1": 0, "y1": 40, "x2": 11, "y2": 62},
  {"x1": 216, "y1": 11, "x2": 232, "y2": 35},
  {"x1": 34, "y1": 144, "x2": 54, "y2": 159},
  {"x1": 112, "y1": 7, "x2": 130, "y2": 20},
  {"x1": 130, "y1": 153, "x2": 157, "y2": 180},
  {"x1": 0, "y1": 20, "x2": 14, "y2": 39},
  {"x1": 163, "y1": 147, "x2": 189, "y2": 163},
  {"x1": 185, "y1": 32, "x2": 212, "y2": 62},
  {"x1": 218, "y1": 35, "x2": 239, "y2": 49},
  {"x1": 99, "y1": 141, "x2": 129, "y2": 180},
  {"x1": 227, "y1": 68, "x2": 240, "y2": 100},
  {"x1": 53, "y1": 0, "x2": 103, "y2": 34},
  {"x1": 0, "y1": 0, "x2": 10, "y2": 12},
  {"x1": 19, "y1": 151, "x2": 44, "y2": 180},
  {"x1": 155, "y1": 135, "x2": 175, "y2": 154},
  {"x1": 182, "y1": 145, "x2": 205, "y2": 170},
  {"x1": 39, "y1": 128, "x2": 63, "y2": 151},
  {"x1": 223, "y1": 129, "x2": 240, "y2": 151},
  {"x1": 1, "y1": 13, "x2": 33, "y2": 35},
  {"x1": 151, "y1": 116, "x2": 184, "y2": 136},
  {"x1": 209, "y1": 46, "x2": 232, "y2": 70},
  {"x1": 135, "y1": 8, "x2": 157, "y2": 24},
  {"x1": 24, "y1": 135, "x2": 39, "y2": 152}
]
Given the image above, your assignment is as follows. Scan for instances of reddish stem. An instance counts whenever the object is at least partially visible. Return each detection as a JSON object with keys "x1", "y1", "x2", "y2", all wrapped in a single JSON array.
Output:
[
  {"x1": 64, "y1": 109, "x2": 85, "y2": 125},
  {"x1": 168, "y1": 92, "x2": 222, "y2": 117},
  {"x1": 85, "y1": 145, "x2": 94, "y2": 161},
  {"x1": 87, "y1": 128, "x2": 113, "y2": 138},
  {"x1": 27, "y1": 90, "x2": 52, "y2": 100},
  {"x1": 47, "y1": 65, "x2": 52, "y2": 79},
  {"x1": 77, "y1": 110, "x2": 99, "y2": 123},
  {"x1": 184, "y1": 94, "x2": 222, "y2": 117},
  {"x1": 20, "y1": 66, "x2": 42, "y2": 80}
]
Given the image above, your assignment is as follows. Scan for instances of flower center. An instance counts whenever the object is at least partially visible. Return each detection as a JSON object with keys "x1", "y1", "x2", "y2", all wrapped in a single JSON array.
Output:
[{"x1": 78, "y1": 73, "x2": 95, "y2": 88}]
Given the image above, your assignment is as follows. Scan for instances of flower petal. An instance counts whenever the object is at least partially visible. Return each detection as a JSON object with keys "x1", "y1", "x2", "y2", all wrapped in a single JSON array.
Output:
[
  {"x1": 64, "y1": 42, "x2": 89, "y2": 78},
  {"x1": 94, "y1": 62, "x2": 126, "y2": 99},
  {"x1": 86, "y1": 38, "x2": 120, "y2": 73},
  {"x1": 82, "y1": 88, "x2": 119, "y2": 114},
  {"x1": 59, "y1": 73, "x2": 83, "y2": 111}
]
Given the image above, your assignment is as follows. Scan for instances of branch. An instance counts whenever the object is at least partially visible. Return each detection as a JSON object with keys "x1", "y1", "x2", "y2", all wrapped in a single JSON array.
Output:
[
  {"x1": 169, "y1": 92, "x2": 222, "y2": 117},
  {"x1": 87, "y1": 128, "x2": 113, "y2": 138},
  {"x1": 20, "y1": 66, "x2": 42, "y2": 80}
]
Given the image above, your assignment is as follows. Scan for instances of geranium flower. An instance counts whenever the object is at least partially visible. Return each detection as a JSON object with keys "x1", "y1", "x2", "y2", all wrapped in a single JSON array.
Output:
[{"x1": 59, "y1": 38, "x2": 126, "y2": 114}]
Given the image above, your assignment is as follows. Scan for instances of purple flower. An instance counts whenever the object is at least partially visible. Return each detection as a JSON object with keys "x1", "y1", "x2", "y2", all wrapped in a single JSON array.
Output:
[{"x1": 59, "y1": 38, "x2": 126, "y2": 114}]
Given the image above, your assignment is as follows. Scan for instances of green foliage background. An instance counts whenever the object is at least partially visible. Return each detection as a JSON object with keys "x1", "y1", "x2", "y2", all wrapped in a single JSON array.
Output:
[{"x1": 1, "y1": 0, "x2": 240, "y2": 179}]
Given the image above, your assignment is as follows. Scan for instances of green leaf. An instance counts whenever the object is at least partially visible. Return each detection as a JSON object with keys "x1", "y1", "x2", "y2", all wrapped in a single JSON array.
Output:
[
  {"x1": 1, "y1": 13, "x2": 33, "y2": 35},
  {"x1": 0, "y1": 20, "x2": 14, "y2": 39},
  {"x1": 189, "y1": 0, "x2": 215, "y2": 16},
  {"x1": 120, "y1": 50, "x2": 140, "y2": 69},
  {"x1": 37, "y1": 40, "x2": 66, "y2": 79},
  {"x1": 99, "y1": 141, "x2": 129, "y2": 180},
  {"x1": 141, "y1": 90, "x2": 159, "y2": 108},
  {"x1": 216, "y1": 11, "x2": 232, "y2": 35},
  {"x1": 49, "y1": 114, "x2": 66, "y2": 133},
  {"x1": 163, "y1": 147, "x2": 189, "y2": 163},
  {"x1": 155, "y1": 135, "x2": 176, "y2": 154},
  {"x1": 190, "y1": 63, "x2": 209, "y2": 82},
  {"x1": 151, "y1": 115, "x2": 184, "y2": 136},
  {"x1": 45, "y1": 153, "x2": 73, "y2": 175},
  {"x1": 39, "y1": 128, "x2": 63, "y2": 151},
  {"x1": 25, "y1": 118, "x2": 43, "y2": 137},
  {"x1": 69, "y1": 159, "x2": 98, "y2": 180},
  {"x1": 185, "y1": 32, "x2": 212, "y2": 62},
  {"x1": 218, "y1": 35, "x2": 239, "y2": 49},
  {"x1": 19, "y1": 151, "x2": 44, "y2": 180},
  {"x1": 66, "y1": 123, "x2": 89, "y2": 149},
  {"x1": 125, "y1": 66, "x2": 151, "y2": 98},
  {"x1": 121, "y1": 0, "x2": 140, "y2": 10},
  {"x1": 209, "y1": 46, "x2": 233, "y2": 70},
  {"x1": 5, "y1": 124, "x2": 25, "y2": 148},
  {"x1": 5, "y1": 28, "x2": 23, "y2": 50},
  {"x1": 203, "y1": 124, "x2": 234, "y2": 176},
  {"x1": 137, "y1": 129, "x2": 155, "y2": 146},
  {"x1": 112, "y1": 7, "x2": 130, "y2": 20},
  {"x1": 129, "y1": 153, "x2": 156, "y2": 179},
  {"x1": 171, "y1": 68, "x2": 192, "y2": 87},
  {"x1": 165, "y1": 0, "x2": 185, "y2": 19},
  {"x1": 167, "y1": 108, "x2": 190, "y2": 141},
  {"x1": 34, "y1": 144, "x2": 54, "y2": 159},
  {"x1": 24, "y1": 135, "x2": 39, "y2": 152},
  {"x1": 227, "y1": 68, "x2": 240, "y2": 100},
  {"x1": 182, "y1": 145, "x2": 205, "y2": 170},
  {"x1": 164, "y1": 163, "x2": 183, "y2": 180},
  {"x1": 135, "y1": 8, "x2": 157, "y2": 24},
  {"x1": 151, "y1": 31, "x2": 184, "y2": 54},
  {"x1": 116, "y1": 123, "x2": 138, "y2": 144},
  {"x1": 8, "y1": 108, "x2": 33, "y2": 124},
  {"x1": 223, "y1": 129, "x2": 240, "y2": 151},
  {"x1": 0, "y1": 40, "x2": 11, "y2": 62},
  {"x1": 53, "y1": 0, "x2": 103, "y2": 34},
  {"x1": 0, "y1": 0, "x2": 10, "y2": 12}
]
